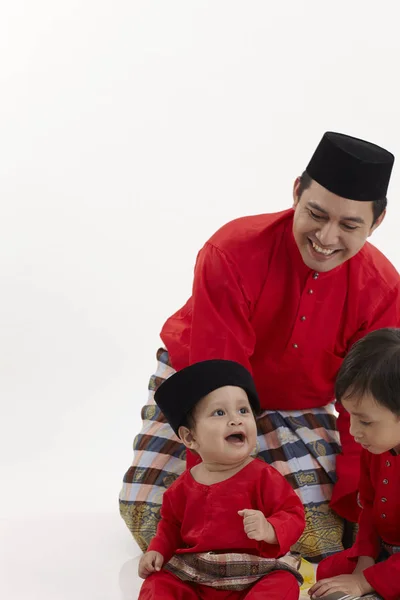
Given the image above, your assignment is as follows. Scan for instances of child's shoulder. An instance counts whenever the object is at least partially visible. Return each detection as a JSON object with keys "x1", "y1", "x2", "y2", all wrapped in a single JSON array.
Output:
[
  {"x1": 249, "y1": 457, "x2": 270, "y2": 471},
  {"x1": 245, "y1": 457, "x2": 285, "y2": 480},
  {"x1": 237, "y1": 459, "x2": 293, "y2": 498},
  {"x1": 163, "y1": 469, "x2": 192, "y2": 497}
]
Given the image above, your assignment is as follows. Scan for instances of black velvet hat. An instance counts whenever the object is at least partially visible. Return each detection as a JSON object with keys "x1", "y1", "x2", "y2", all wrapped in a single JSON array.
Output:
[
  {"x1": 306, "y1": 132, "x2": 394, "y2": 201},
  {"x1": 154, "y1": 360, "x2": 260, "y2": 435}
]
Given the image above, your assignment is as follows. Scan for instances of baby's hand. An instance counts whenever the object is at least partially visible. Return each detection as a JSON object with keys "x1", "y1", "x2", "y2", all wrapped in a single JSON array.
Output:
[
  {"x1": 138, "y1": 551, "x2": 164, "y2": 579},
  {"x1": 238, "y1": 509, "x2": 277, "y2": 544}
]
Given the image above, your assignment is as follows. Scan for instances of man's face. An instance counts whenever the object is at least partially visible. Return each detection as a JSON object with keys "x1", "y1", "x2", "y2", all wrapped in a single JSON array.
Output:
[
  {"x1": 292, "y1": 178, "x2": 385, "y2": 273},
  {"x1": 343, "y1": 392, "x2": 400, "y2": 455}
]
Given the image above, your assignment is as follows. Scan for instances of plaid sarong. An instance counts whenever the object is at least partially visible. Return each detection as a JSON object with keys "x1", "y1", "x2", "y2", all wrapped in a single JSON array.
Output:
[
  {"x1": 164, "y1": 550, "x2": 303, "y2": 590},
  {"x1": 120, "y1": 349, "x2": 345, "y2": 562}
]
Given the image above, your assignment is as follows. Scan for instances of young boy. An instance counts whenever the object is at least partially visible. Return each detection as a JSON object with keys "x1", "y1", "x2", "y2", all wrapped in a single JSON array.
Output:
[
  {"x1": 309, "y1": 328, "x2": 400, "y2": 600},
  {"x1": 138, "y1": 359, "x2": 305, "y2": 599}
]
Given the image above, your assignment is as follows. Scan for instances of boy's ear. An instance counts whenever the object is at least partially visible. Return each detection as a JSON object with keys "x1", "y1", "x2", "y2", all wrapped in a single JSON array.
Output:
[{"x1": 178, "y1": 425, "x2": 197, "y2": 449}]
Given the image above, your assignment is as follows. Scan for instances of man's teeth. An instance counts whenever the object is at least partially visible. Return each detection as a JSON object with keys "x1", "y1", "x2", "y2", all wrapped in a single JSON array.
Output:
[{"x1": 312, "y1": 241, "x2": 335, "y2": 256}]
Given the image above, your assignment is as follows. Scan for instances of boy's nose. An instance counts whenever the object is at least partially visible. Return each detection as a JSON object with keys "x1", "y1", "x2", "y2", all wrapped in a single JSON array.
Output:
[{"x1": 349, "y1": 417, "x2": 362, "y2": 440}]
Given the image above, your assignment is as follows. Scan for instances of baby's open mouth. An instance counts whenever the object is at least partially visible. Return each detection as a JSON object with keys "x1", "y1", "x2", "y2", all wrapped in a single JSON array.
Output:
[{"x1": 225, "y1": 433, "x2": 245, "y2": 443}]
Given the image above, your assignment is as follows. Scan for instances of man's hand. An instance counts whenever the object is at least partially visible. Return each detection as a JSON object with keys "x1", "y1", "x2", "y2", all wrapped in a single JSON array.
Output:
[
  {"x1": 238, "y1": 509, "x2": 277, "y2": 544},
  {"x1": 138, "y1": 551, "x2": 164, "y2": 579},
  {"x1": 308, "y1": 573, "x2": 374, "y2": 598}
]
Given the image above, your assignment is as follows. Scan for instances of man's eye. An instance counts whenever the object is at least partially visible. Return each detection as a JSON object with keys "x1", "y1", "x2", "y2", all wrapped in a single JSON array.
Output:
[
  {"x1": 360, "y1": 421, "x2": 372, "y2": 426},
  {"x1": 342, "y1": 223, "x2": 358, "y2": 231},
  {"x1": 309, "y1": 210, "x2": 324, "y2": 220}
]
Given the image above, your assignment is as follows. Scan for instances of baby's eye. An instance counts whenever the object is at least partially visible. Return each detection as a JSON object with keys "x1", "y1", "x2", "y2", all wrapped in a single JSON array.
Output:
[
  {"x1": 360, "y1": 420, "x2": 372, "y2": 426},
  {"x1": 212, "y1": 409, "x2": 225, "y2": 416},
  {"x1": 239, "y1": 407, "x2": 250, "y2": 414}
]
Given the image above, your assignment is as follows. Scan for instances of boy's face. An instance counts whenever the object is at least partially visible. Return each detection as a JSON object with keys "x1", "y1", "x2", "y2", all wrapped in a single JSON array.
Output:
[
  {"x1": 343, "y1": 392, "x2": 400, "y2": 455},
  {"x1": 182, "y1": 385, "x2": 257, "y2": 466}
]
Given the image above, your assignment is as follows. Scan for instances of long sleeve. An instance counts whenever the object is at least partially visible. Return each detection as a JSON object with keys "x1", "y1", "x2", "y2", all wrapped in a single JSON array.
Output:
[
  {"x1": 363, "y1": 554, "x2": 400, "y2": 600},
  {"x1": 163, "y1": 242, "x2": 257, "y2": 373},
  {"x1": 350, "y1": 282, "x2": 400, "y2": 348},
  {"x1": 347, "y1": 451, "x2": 380, "y2": 561},
  {"x1": 258, "y1": 466, "x2": 305, "y2": 558},
  {"x1": 147, "y1": 486, "x2": 184, "y2": 563}
]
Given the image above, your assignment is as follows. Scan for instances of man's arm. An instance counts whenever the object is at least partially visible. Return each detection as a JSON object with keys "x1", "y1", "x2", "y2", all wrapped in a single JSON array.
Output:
[
  {"x1": 162, "y1": 241, "x2": 257, "y2": 372},
  {"x1": 189, "y1": 242, "x2": 257, "y2": 367}
]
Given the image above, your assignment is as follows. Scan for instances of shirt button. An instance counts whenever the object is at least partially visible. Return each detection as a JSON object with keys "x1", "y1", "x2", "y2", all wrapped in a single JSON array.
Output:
[
  {"x1": 383, "y1": 479, "x2": 389, "y2": 484},
  {"x1": 386, "y1": 460, "x2": 391, "y2": 467},
  {"x1": 313, "y1": 273, "x2": 319, "y2": 279},
  {"x1": 381, "y1": 514, "x2": 387, "y2": 519},
  {"x1": 300, "y1": 316, "x2": 306, "y2": 321},
  {"x1": 381, "y1": 497, "x2": 387, "y2": 503},
  {"x1": 293, "y1": 343, "x2": 299, "y2": 349},
  {"x1": 308, "y1": 289, "x2": 314, "y2": 295}
]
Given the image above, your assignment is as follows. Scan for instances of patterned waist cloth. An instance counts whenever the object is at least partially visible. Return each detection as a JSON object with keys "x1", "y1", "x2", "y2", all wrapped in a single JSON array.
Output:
[{"x1": 164, "y1": 550, "x2": 303, "y2": 591}]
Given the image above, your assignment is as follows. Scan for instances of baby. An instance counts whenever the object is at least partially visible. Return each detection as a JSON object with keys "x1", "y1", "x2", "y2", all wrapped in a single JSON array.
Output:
[
  {"x1": 137, "y1": 358, "x2": 305, "y2": 599},
  {"x1": 310, "y1": 328, "x2": 400, "y2": 600}
]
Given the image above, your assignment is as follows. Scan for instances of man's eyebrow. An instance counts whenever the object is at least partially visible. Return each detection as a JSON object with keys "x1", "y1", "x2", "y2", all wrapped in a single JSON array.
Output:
[{"x1": 307, "y1": 201, "x2": 365, "y2": 224}]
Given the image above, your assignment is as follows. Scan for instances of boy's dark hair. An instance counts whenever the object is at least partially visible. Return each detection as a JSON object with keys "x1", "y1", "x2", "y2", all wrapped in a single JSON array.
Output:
[
  {"x1": 335, "y1": 328, "x2": 400, "y2": 415},
  {"x1": 297, "y1": 171, "x2": 387, "y2": 225}
]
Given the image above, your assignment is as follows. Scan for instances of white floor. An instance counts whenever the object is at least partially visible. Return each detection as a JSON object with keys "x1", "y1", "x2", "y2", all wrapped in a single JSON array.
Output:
[
  {"x1": 0, "y1": 512, "x2": 315, "y2": 600},
  {"x1": 0, "y1": 513, "x2": 143, "y2": 600}
]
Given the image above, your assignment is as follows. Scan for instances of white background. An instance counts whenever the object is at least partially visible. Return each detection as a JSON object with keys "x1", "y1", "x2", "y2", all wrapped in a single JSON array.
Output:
[{"x1": 1, "y1": 1, "x2": 400, "y2": 598}]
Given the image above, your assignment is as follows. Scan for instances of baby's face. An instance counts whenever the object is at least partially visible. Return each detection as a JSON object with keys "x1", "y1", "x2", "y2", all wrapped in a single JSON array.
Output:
[
  {"x1": 189, "y1": 386, "x2": 257, "y2": 466},
  {"x1": 343, "y1": 392, "x2": 400, "y2": 455}
]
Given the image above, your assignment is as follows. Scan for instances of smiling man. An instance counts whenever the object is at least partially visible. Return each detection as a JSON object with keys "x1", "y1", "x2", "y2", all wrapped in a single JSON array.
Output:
[{"x1": 120, "y1": 132, "x2": 400, "y2": 562}]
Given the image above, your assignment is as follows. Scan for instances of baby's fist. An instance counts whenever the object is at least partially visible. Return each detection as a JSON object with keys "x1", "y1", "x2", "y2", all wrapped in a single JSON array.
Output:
[
  {"x1": 238, "y1": 509, "x2": 277, "y2": 544},
  {"x1": 138, "y1": 551, "x2": 164, "y2": 579}
]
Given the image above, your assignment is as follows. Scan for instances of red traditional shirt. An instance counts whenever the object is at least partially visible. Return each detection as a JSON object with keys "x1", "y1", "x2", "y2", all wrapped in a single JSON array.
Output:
[
  {"x1": 160, "y1": 209, "x2": 400, "y2": 520},
  {"x1": 147, "y1": 458, "x2": 305, "y2": 564},
  {"x1": 347, "y1": 449, "x2": 400, "y2": 599}
]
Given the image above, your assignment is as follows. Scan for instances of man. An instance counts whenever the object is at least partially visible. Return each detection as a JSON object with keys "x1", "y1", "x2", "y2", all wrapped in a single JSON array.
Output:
[{"x1": 120, "y1": 132, "x2": 400, "y2": 562}]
